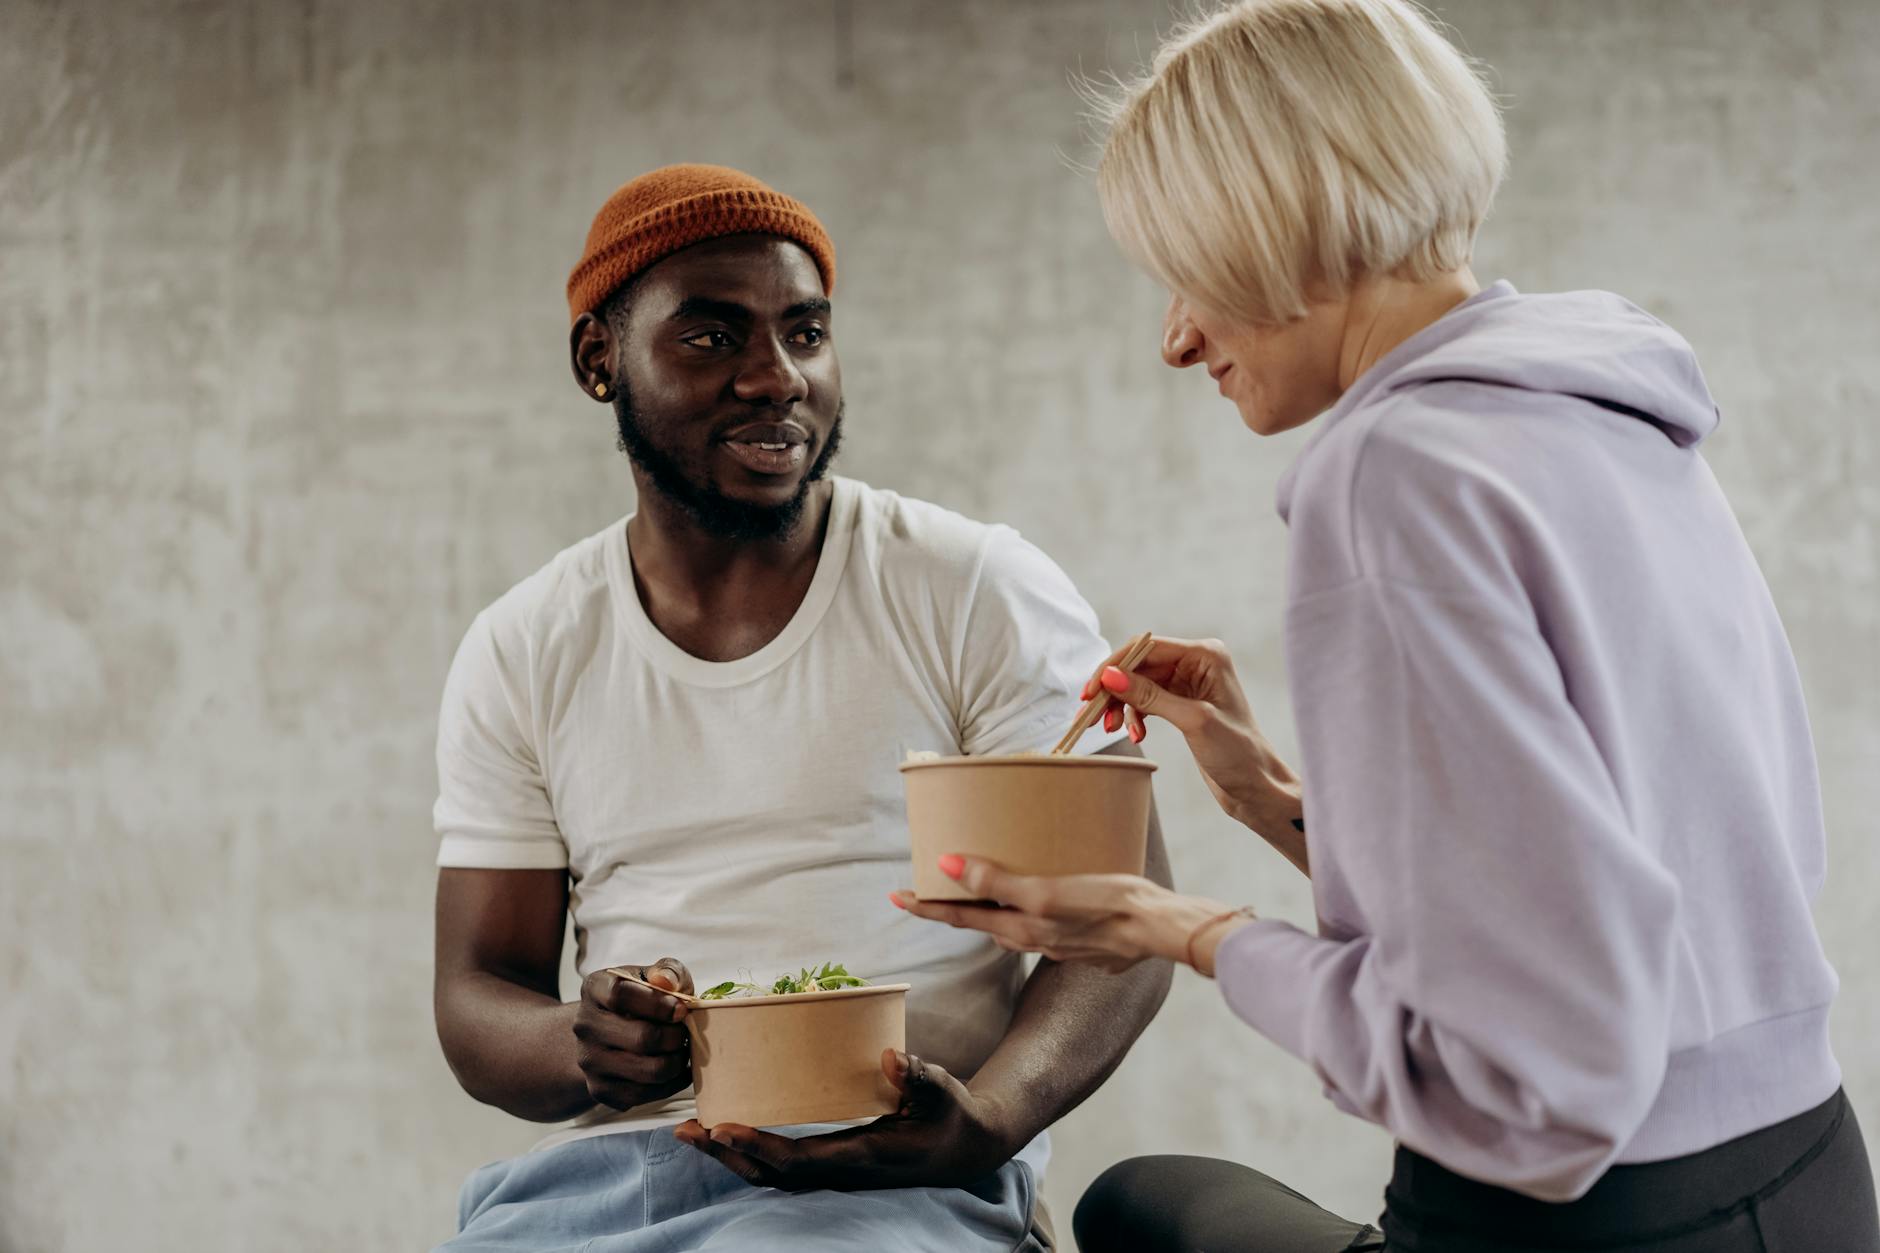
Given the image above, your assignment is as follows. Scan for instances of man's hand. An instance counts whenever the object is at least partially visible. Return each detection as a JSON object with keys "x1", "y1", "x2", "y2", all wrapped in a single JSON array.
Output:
[
  {"x1": 573, "y1": 959, "x2": 695, "y2": 1111},
  {"x1": 673, "y1": 1048, "x2": 1016, "y2": 1191}
]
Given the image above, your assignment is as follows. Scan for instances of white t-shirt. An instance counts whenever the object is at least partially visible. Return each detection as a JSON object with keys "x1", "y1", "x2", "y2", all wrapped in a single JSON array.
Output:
[{"x1": 434, "y1": 476, "x2": 1119, "y2": 1146}]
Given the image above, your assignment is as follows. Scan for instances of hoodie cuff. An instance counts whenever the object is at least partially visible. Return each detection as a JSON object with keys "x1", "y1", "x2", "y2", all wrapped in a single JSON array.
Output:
[{"x1": 1212, "y1": 918, "x2": 1338, "y2": 1064}]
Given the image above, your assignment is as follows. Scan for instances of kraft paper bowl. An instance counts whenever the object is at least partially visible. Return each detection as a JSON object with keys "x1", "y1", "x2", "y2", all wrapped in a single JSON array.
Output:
[
  {"x1": 682, "y1": 982, "x2": 910, "y2": 1129},
  {"x1": 899, "y1": 754, "x2": 1157, "y2": 901}
]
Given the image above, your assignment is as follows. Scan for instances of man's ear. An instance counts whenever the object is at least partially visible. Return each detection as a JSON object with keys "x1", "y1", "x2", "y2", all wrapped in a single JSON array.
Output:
[{"x1": 570, "y1": 312, "x2": 615, "y2": 401}]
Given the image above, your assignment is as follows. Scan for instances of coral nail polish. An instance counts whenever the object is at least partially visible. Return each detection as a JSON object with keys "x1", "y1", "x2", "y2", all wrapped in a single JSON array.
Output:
[
  {"x1": 938, "y1": 854, "x2": 966, "y2": 879},
  {"x1": 1100, "y1": 667, "x2": 1130, "y2": 693}
]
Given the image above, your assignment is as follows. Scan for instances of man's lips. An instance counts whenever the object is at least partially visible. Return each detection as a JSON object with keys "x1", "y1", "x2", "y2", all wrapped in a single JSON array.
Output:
[
  {"x1": 718, "y1": 420, "x2": 812, "y2": 476},
  {"x1": 720, "y1": 419, "x2": 810, "y2": 447}
]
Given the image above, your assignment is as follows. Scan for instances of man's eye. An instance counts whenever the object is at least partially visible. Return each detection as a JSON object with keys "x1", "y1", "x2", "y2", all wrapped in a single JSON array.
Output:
[
  {"x1": 792, "y1": 327, "x2": 827, "y2": 347},
  {"x1": 682, "y1": 330, "x2": 735, "y2": 349}
]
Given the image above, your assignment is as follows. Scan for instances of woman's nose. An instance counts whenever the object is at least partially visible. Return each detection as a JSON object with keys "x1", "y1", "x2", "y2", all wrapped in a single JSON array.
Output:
[{"x1": 1161, "y1": 296, "x2": 1205, "y2": 369}]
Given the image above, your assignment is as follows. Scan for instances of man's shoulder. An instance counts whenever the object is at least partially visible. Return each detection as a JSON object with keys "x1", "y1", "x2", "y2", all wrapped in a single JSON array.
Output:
[
  {"x1": 472, "y1": 519, "x2": 621, "y2": 652},
  {"x1": 844, "y1": 478, "x2": 1005, "y2": 570},
  {"x1": 847, "y1": 477, "x2": 1073, "y2": 574},
  {"x1": 841, "y1": 477, "x2": 1085, "y2": 614}
]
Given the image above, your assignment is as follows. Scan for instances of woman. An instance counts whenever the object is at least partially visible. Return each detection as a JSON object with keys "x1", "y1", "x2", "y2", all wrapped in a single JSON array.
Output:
[{"x1": 894, "y1": 1, "x2": 1880, "y2": 1249}]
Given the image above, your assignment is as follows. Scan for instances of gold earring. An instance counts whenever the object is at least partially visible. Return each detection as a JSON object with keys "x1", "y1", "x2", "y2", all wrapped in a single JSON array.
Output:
[{"x1": 593, "y1": 381, "x2": 609, "y2": 399}]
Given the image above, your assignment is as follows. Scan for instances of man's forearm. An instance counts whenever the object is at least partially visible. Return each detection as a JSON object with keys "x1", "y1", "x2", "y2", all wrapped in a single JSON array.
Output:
[
  {"x1": 436, "y1": 972, "x2": 593, "y2": 1123},
  {"x1": 967, "y1": 952, "x2": 1171, "y2": 1150},
  {"x1": 966, "y1": 742, "x2": 1175, "y2": 1149}
]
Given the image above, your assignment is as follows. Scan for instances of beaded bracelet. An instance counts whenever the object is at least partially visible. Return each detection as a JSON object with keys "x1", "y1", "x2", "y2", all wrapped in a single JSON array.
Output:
[{"x1": 1185, "y1": 905, "x2": 1259, "y2": 970}]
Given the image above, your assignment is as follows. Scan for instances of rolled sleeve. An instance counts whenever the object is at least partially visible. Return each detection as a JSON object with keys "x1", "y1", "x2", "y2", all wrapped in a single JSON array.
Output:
[{"x1": 433, "y1": 610, "x2": 568, "y2": 870}]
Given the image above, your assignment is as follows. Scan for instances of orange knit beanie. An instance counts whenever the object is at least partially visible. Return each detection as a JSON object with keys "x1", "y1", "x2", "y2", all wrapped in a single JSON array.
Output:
[{"x1": 566, "y1": 164, "x2": 837, "y2": 325}]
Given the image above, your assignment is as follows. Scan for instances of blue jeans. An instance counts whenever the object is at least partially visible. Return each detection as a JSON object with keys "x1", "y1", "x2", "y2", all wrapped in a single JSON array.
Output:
[{"x1": 439, "y1": 1124, "x2": 1049, "y2": 1252}]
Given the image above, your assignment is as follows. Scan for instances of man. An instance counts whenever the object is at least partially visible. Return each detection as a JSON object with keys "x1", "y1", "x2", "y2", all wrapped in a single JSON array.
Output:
[{"x1": 430, "y1": 163, "x2": 1173, "y2": 1251}]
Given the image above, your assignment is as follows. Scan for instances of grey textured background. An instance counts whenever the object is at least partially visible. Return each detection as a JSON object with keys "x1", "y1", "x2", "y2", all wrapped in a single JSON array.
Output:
[{"x1": 3, "y1": 1, "x2": 1875, "y2": 1248}]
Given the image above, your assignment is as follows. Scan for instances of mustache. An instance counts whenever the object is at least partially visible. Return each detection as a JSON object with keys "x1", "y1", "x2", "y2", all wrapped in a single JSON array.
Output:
[
  {"x1": 717, "y1": 417, "x2": 813, "y2": 446},
  {"x1": 613, "y1": 396, "x2": 846, "y2": 542}
]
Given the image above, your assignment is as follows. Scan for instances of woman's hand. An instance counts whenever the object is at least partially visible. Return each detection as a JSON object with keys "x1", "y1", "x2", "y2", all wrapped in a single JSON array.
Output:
[
  {"x1": 1087, "y1": 636, "x2": 1308, "y2": 872},
  {"x1": 891, "y1": 857, "x2": 1255, "y2": 977}
]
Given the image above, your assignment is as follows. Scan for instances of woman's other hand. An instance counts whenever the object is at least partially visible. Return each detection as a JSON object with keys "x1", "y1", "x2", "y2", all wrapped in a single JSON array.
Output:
[
  {"x1": 1085, "y1": 636, "x2": 1307, "y2": 871},
  {"x1": 889, "y1": 858, "x2": 1254, "y2": 977}
]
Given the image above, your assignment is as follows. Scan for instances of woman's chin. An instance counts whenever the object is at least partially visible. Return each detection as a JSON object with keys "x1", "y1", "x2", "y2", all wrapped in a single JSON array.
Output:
[
  {"x1": 1234, "y1": 396, "x2": 1280, "y2": 436},
  {"x1": 1237, "y1": 394, "x2": 1325, "y2": 437}
]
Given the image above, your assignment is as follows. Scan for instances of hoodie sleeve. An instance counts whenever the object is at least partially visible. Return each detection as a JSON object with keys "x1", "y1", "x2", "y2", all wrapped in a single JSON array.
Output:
[{"x1": 1216, "y1": 431, "x2": 1683, "y2": 1201}]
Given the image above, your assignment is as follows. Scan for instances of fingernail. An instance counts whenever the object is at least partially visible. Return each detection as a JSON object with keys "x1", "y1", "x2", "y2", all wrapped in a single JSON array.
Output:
[
  {"x1": 938, "y1": 854, "x2": 966, "y2": 879},
  {"x1": 1100, "y1": 667, "x2": 1130, "y2": 693},
  {"x1": 1105, "y1": 707, "x2": 1121, "y2": 733},
  {"x1": 1129, "y1": 723, "x2": 1144, "y2": 744},
  {"x1": 710, "y1": 1130, "x2": 733, "y2": 1146},
  {"x1": 1080, "y1": 681, "x2": 1094, "y2": 700},
  {"x1": 888, "y1": 890, "x2": 906, "y2": 909}
]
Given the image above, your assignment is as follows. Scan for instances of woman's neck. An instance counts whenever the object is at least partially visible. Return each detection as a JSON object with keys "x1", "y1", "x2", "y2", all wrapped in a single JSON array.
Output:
[{"x1": 1335, "y1": 267, "x2": 1481, "y2": 393}]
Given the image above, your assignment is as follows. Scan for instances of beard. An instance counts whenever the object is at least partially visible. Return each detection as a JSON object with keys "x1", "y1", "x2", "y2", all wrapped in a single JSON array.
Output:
[{"x1": 613, "y1": 389, "x2": 844, "y2": 542}]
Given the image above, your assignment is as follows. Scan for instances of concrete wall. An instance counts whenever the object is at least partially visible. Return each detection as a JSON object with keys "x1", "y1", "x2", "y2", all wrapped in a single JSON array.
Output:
[{"x1": 3, "y1": 1, "x2": 1875, "y2": 1247}]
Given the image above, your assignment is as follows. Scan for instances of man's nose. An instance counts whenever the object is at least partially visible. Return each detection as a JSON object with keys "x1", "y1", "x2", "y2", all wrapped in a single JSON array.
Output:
[
  {"x1": 733, "y1": 335, "x2": 808, "y2": 406},
  {"x1": 1161, "y1": 295, "x2": 1205, "y2": 370}
]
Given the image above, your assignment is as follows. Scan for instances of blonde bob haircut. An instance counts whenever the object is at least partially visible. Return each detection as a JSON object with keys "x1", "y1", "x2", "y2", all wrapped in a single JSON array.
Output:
[{"x1": 1095, "y1": 0, "x2": 1507, "y2": 325}]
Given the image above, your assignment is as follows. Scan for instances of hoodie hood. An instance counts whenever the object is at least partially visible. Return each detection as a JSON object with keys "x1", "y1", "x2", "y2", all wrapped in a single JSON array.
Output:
[{"x1": 1279, "y1": 281, "x2": 1720, "y2": 520}]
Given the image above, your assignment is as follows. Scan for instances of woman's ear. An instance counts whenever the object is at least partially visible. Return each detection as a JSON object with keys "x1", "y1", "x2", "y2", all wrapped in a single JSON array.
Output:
[{"x1": 569, "y1": 312, "x2": 615, "y2": 400}]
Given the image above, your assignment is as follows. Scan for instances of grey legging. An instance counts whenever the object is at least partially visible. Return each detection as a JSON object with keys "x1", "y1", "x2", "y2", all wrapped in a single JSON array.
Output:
[{"x1": 1074, "y1": 1089, "x2": 1878, "y2": 1253}]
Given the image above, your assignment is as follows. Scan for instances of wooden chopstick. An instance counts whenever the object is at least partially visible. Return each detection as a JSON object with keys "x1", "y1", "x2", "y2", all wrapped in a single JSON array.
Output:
[
  {"x1": 1051, "y1": 631, "x2": 1154, "y2": 754},
  {"x1": 608, "y1": 968, "x2": 702, "y2": 1007}
]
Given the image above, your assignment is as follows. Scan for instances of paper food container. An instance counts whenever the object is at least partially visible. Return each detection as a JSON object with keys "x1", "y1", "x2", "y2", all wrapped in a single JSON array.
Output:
[
  {"x1": 681, "y1": 982, "x2": 911, "y2": 1129},
  {"x1": 899, "y1": 754, "x2": 1157, "y2": 901}
]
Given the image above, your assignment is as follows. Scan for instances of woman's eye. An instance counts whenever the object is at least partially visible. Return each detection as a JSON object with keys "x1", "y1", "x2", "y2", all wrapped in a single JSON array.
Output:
[{"x1": 683, "y1": 330, "x2": 734, "y2": 349}]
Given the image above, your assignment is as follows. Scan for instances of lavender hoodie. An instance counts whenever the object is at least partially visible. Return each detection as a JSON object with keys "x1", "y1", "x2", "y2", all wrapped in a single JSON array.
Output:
[{"x1": 1214, "y1": 281, "x2": 1842, "y2": 1201}]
